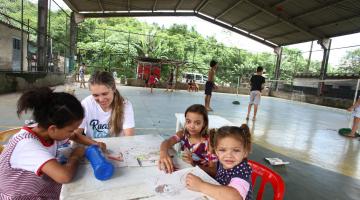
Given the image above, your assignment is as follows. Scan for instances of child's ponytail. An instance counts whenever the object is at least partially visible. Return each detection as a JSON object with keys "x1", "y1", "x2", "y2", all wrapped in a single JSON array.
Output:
[
  {"x1": 17, "y1": 87, "x2": 84, "y2": 129},
  {"x1": 239, "y1": 124, "x2": 251, "y2": 153}
]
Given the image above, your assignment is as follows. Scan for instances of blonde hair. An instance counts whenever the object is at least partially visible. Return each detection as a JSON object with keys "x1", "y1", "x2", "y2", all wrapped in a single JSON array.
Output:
[{"x1": 89, "y1": 71, "x2": 124, "y2": 136}]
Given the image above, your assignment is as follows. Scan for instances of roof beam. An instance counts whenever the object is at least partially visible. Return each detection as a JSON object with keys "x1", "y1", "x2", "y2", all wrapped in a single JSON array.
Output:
[
  {"x1": 195, "y1": 0, "x2": 209, "y2": 12},
  {"x1": 62, "y1": 0, "x2": 79, "y2": 12},
  {"x1": 265, "y1": 30, "x2": 298, "y2": 40},
  {"x1": 97, "y1": 0, "x2": 104, "y2": 12},
  {"x1": 310, "y1": 14, "x2": 360, "y2": 30},
  {"x1": 195, "y1": 13, "x2": 277, "y2": 48},
  {"x1": 234, "y1": 11, "x2": 261, "y2": 26},
  {"x1": 82, "y1": 11, "x2": 195, "y2": 18},
  {"x1": 152, "y1": 0, "x2": 157, "y2": 11},
  {"x1": 175, "y1": 0, "x2": 183, "y2": 11},
  {"x1": 215, "y1": 0, "x2": 245, "y2": 20},
  {"x1": 245, "y1": 0, "x2": 321, "y2": 39},
  {"x1": 249, "y1": 21, "x2": 280, "y2": 34},
  {"x1": 292, "y1": 0, "x2": 348, "y2": 20},
  {"x1": 233, "y1": 0, "x2": 287, "y2": 26}
]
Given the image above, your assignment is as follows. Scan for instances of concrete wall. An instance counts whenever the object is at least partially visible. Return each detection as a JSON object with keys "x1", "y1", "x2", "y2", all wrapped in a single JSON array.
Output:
[
  {"x1": 270, "y1": 90, "x2": 353, "y2": 109},
  {"x1": 0, "y1": 72, "x2": 65, "y2": 94},
  {"x1": 126, "y1": 78, "x2": 270, "y2": 96},
  {"x1": 0, "y1": 22, "x2": 28, "y2": 71}
]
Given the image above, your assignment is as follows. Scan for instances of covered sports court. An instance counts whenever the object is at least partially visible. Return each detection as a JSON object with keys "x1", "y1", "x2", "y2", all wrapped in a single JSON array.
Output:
[
  {"x1": 2, "y1": 0, "x2": 360, "y2": 199},
  {"x1": 0, "y1": 85, "x2": 359, "y2": 199}
]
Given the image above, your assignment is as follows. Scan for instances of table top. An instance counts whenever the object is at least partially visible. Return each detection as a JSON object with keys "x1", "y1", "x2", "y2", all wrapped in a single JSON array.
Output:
[
  {"x1": 175, "y1": 113, "x2": 234, "y2": 129},
  {"x1": 60, "y1": 134, "x2": 216, "y2": 200}
]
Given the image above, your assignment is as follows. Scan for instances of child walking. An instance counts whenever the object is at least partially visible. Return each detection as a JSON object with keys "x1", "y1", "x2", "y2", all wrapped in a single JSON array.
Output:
[
  {"x1": 0, "y1": 87, "x2": 88, "y2": 199},
  {"x1": 186, "y1": 125, "x2": 253, "y2": 200},
  {"x1": 158, "y1": 104, "x2": 217, "y2": 175},
  {"x1": 346, "y1": 97, "x2": 360, "y2": 138}
]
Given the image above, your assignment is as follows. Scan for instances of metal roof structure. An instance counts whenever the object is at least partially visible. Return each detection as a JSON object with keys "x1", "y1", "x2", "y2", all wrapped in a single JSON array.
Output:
[{"x1": 63, "y1": 0, "x2": 360, "y2": 48}]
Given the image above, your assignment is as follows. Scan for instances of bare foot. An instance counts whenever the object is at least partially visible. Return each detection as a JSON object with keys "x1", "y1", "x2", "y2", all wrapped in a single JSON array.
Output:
[{"x1": 344, "y1": 134, "x2": 356, "y2": 138}]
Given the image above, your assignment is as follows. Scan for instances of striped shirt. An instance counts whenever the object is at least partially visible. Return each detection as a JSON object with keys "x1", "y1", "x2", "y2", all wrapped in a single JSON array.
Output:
[{"x1": 0, "y1": 127, "x2": 62, "y2": 199}]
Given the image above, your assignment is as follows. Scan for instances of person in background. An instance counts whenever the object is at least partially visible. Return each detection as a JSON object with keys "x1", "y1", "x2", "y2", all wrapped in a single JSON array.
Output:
[
  {"x1": 246, "y1": 66, "x2": 265, "y2": 121},
  {"x1": 79, "y1": 62, "x2": 87, "y2": 88},
  {"x1": 165, "y1": 69, "x2": 175, "y2": 92},
  {"x1": 204, "y1": 60, "x2": 218, "y2": 111},
  {"x1": 346, "y1": 97, "x2": 360, "y2": 138},
  {"x1": 159, "y1": 104, "x2": 217, "y2": 176},
  {"x1": 0, "y1": 87, "x2": 87, "y2": 199},
  {"x1": 148, "y1": 72, "x2": 157, "y2": 93},
  {"x1": 186, "y1": 125, "x2": 253, "y2": 200},
  {"x1": 75, "y1": 71, "x2": 135, "y2": 144}
]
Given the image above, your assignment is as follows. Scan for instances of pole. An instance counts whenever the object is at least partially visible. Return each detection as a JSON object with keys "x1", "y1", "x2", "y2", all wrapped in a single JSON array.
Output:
[
  {"x1": 354, "y1": 79, "x2": 360, "y2": 105},
  {"x1": 306, "y1": 41, "x2": 313, "y2": 73},
  {"x1": 236, "y1": 76, "x2": 240, "y2": 96},
  {"x1": 20, "y1": 0, "x2": 24, "y2": 72}
]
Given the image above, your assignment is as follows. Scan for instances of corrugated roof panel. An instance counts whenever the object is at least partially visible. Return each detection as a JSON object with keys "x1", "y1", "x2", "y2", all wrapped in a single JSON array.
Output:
[
  {"x1": 316, "y1": 16, "x2": 360, "y2": 38},
  {"x1": 155, "y1": 0, "x2": 179, "y2": 10},
  {"x1": 63, "y1": 0, "x2": 360, "y2": 46},
  {"x1": 102, "y1": 0, "x2": 128, "y2": 11},
  {"x1": 177, "y1": 0, "x2": 202, "y2": 10},
  {"x1": 200, "y1": 0, "x2": 235, "y2": 18}
]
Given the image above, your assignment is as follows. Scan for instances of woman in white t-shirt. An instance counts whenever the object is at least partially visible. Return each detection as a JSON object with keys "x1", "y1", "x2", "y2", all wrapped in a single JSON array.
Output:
[{"x1": 76, "y1": 71, "x2": 135, "y2": 143}]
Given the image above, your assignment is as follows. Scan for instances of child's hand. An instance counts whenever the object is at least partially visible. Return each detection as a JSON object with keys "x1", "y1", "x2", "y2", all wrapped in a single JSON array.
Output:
[
  {"x1": 96, "y1": 142, "x2": 107, "y2": 153},
  {"x1": 347, "y1": 107, "x2": 353, "y2": 112},
  {"x1": 181, "y1": 150, "x2": 194, "y2": 166},
  {"x1": 186, "y1": 173, "x2": 204, "y2": 192},
  {"x1": 158, "y1": 151, "x2": 174, "y2": 173},
  {"x1": 71, "y1": 146, "x2": 85, "y2": 158}
]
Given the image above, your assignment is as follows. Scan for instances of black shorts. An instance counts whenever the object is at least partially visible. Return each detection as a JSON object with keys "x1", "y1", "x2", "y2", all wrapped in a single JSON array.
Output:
[{"x1": 205, "y1": 81, "x2": 214, "y2": 95}]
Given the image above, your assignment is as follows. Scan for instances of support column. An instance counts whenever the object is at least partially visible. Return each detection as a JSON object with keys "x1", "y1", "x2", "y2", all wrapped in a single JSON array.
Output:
[
  {"x1": 317, "y1": 38, "x2": 332, "y2": 96},
  {"x1": 69, "y1": 12, "x2": 77, "y2": 73},
  {"x1": 36, "y1": 0, "x2": 48, "y2": 71},
  {"x1": 273, "y1": 47, "x2": 282, "y2": 91}
]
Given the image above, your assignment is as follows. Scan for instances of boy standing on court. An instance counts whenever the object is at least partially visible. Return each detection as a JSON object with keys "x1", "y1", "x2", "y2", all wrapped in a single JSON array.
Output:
[
  {"x1": 246, "y1": 66, "x2": 265, "y2": 121},
  {"x1": 204, "y1": 60, "x2": 218, "y2": 111}
]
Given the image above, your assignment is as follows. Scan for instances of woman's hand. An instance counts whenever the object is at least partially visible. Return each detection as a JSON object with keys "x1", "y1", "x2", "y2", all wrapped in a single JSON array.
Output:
[
  {"x1": 186, "y1": 173, "x2": 204, "y2": 192},
  {"x1": 158, "y1": 151, "x2": 174, "y2": 173}
]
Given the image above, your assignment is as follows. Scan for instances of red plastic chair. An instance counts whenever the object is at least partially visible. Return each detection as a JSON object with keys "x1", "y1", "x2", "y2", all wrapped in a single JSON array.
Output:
[{"x1": 248, "y1": 160, "x2": 285, "y2": 200}]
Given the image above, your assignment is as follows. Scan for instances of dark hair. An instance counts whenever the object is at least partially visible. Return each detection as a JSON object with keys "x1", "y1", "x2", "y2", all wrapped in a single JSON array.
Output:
[
  {"x1": 89, "y1": 71, "x2": 124, "y2": 136},
  {"x1": 256, "y1": 66, "x2": 263, "y2": 72},
  {"x1": 17, "y1": 87, "x2": 84, "y2": 129},
  {"x1": 184, "y1": 104, "x2": 209, "y2": 137},
  {"x1": 210, "y1": 60, "x2": 218, "y2": 68},
  {"x1": 212, "y1": 124, "x2": 251, "y2": 154}
]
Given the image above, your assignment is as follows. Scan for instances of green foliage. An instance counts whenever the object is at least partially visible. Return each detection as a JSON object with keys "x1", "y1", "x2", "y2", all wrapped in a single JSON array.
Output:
[
  {"x1": 3, "y1": 0, "x2": 358, "y2": 83},
  {"x1": 338, "y1": 48, "x2": 360, "y2": 74}
]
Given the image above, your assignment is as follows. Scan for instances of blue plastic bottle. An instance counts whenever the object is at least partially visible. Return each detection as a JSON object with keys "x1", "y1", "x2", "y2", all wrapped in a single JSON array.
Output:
[{"x1": 85, "y1": 145, "x2": 114, "y2": 181}]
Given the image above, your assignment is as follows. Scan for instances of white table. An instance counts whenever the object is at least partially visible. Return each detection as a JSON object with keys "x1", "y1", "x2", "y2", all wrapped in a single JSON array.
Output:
[
  {"x1": 175, "y1": 113, "x2": 234, "y2": 132},
  {"x1": 60, "y1": 134, "x2": 215, "y2": 200}
]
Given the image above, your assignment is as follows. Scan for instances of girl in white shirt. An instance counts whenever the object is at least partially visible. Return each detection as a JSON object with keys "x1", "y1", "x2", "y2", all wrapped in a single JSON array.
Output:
[
  {"x1": 76, "y1": 71, "x2": 135, "y2": 145},
  {"x1": 0, "y1": 87, "x2": 89, "y2": 199}
]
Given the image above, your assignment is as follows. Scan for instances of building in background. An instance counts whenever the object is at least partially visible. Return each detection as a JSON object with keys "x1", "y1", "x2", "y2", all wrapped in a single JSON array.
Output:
[{"x1": 0, "y1": 20, "x2": 28, "y2": 71}]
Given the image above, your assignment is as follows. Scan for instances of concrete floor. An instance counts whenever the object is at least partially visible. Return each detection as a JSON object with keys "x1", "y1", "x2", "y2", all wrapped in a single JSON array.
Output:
[{"x1": 0, "y1": 84, "x2": 359, "y2": 199}]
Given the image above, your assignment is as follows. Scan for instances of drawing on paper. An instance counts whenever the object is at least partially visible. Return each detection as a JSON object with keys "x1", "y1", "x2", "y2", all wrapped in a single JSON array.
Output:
[
  {"x1": 153, "y1": 166, "x2": 218, "y2": 200},
  {"x1": 136, "y1": 150, "x2": 160, "y2": 167}
]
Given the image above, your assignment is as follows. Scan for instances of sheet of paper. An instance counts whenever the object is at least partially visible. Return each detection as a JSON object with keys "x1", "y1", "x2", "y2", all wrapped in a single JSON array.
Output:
[{"x1": 151, "y1": 166, "x2": 219, "y2": 200}]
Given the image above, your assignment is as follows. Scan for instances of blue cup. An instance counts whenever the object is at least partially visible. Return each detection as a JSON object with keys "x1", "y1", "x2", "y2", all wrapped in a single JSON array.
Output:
[{"x1": 85, "y1": 145, "x2": 114, "y2": 181}]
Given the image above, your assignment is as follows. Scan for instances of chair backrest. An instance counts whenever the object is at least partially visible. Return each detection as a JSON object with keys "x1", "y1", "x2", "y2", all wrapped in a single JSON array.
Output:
[
  {"x1": 248, "y1": 160, "x2": 285, "y2": 200},
  {"x1": 0, "y1": 127, "x2": 21, "y2": 153}
]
